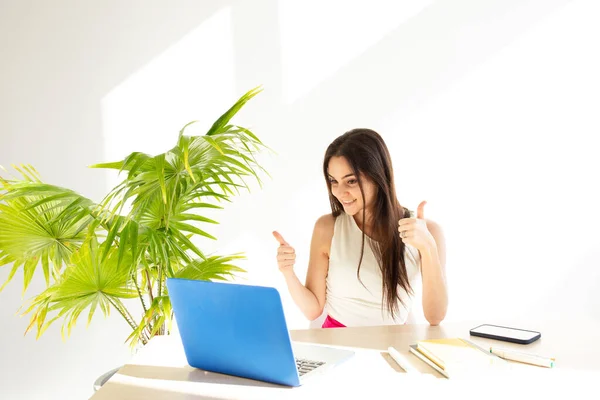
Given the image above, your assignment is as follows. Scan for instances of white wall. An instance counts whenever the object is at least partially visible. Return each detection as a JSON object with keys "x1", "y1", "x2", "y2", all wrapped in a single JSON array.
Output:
[{"x1": 1, "y1": 0, "x2": 599, "y2": 398}]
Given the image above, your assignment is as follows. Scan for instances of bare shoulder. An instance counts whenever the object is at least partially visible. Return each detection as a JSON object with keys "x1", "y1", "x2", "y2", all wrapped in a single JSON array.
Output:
[
  {"x1": 425, "y1": 219, "x2": 444, "y2": 237},
  {"x1": 314, "y1": 213, "x2": 335, "y2": 237},
  {"x1": 312, "y1": 214, "x2": 336, "y2": 255},
  {"x1": 315, "y1": 213, "x2": 335, "y2": 228}
]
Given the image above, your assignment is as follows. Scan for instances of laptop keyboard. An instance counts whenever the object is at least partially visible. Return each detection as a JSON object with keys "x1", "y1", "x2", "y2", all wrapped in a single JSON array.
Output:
[{"x1": 295, "y1": 358, "x2": 325, "y2": 376}]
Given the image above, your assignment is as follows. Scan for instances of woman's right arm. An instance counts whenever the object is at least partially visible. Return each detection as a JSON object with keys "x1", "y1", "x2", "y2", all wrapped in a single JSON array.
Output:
[{"x1": 273, "y1": 214, "x2": 334, "y2": 321}]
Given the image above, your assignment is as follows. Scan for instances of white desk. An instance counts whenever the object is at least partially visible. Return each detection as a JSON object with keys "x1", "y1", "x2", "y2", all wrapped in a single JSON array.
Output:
[{"x1": 90, "y1": 319, "x2": 600, "y2": 399}]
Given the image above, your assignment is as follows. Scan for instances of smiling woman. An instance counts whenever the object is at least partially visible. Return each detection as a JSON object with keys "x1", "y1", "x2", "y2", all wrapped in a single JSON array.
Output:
[
  {"x1": 327, "y1": 157, "x2": 378, "y2": 218},
  {"x1": 273, "y1": 128, "x2": 448, "y2": 327}
]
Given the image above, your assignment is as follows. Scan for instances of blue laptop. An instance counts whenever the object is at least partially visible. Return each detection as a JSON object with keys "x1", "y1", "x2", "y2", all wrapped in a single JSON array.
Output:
[{"x1": 166, "y1": 278, "x2": 355, "y2": 387}]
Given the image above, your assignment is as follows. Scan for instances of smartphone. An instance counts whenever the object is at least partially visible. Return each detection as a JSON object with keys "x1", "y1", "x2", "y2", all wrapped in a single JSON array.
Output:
[{"x1": 469, "y1": 324, "x2": 541, "y2": 344}]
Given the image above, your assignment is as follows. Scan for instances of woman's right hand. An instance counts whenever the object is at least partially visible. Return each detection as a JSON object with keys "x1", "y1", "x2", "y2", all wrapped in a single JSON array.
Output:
[{"x1": 272, "y1": 231, "x2": 296, "y2": 273}]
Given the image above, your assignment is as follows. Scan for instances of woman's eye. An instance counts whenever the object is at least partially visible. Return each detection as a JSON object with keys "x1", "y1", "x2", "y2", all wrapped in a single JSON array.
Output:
[{"x1": 347, "y1": 179, "x2": 357, "y2": 185}]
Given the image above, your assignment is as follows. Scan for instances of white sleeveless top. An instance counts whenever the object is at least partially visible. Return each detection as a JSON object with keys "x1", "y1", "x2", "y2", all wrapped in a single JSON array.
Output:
[{"x1": 325, "y1": 212, "x2": 421, "y2": 326}]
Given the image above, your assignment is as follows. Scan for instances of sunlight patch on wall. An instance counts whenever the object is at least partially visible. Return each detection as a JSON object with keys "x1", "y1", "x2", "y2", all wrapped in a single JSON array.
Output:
[
  {"x1": 278, "y1": 0, "x2": 432, "y2": 104},
  {"x1": 101, "y1": 7, "x2": 235, "y2": 189}
]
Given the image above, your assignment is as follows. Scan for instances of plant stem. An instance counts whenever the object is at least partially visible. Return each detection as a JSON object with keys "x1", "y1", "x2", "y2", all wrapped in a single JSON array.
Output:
[
  {"x1": 106, "y1": 297, "x2": 148, "y2": 345},
  {"x1": 145, "y1": 269, "x2": 154, "y2": 304},
  {"x1": 133, "y1": 272, "x2": 148, "y2": 315},
  {"x1": 145, "y1": 268, "x2": 165, "y2": 338},
  {"x1": 157, "y1": 266, "x2": 169, "y2": 336},
  {"x1": 157, "y1": 267, "x2": 162, "y2": 298},
  {"x1": 164, "y1": 174, "x2": 180, "y2": 231}
]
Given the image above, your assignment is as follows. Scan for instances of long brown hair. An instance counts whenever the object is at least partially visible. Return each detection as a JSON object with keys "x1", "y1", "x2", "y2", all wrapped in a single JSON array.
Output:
[{"x1": 323, "y1": 128, "x2": 412, "y2": 319}]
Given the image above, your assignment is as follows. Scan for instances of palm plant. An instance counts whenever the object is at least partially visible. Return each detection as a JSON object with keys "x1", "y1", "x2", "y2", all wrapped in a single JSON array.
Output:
[{"x1": 0, "y1": 87, "x2": 269, "y2": 348}]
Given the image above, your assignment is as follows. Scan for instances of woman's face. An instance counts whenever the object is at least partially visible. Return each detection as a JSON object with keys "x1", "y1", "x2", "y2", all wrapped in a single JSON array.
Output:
[{"x1": 327, "y1": 156, "x2": 377, "y2": 217}]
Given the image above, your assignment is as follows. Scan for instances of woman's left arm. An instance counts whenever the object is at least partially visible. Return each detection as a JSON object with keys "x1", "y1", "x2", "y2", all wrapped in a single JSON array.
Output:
[
  {"x1": 421, "y1": 219, "x2": 447, "y2": 325},
  {"x1": 398, "y1": 201, "x2": 448, "y2": 325}
]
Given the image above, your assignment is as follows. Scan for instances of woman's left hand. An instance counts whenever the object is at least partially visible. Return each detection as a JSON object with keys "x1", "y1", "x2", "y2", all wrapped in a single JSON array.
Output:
[{"x1": 398, "y1": 201, "x2": 436, "y2": 252}]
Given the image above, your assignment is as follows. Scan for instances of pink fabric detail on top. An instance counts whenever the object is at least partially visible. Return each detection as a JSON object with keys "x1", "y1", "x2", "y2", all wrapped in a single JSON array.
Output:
[{"x1": 322, "y1": 314, "x2": 346, "y2": 328}]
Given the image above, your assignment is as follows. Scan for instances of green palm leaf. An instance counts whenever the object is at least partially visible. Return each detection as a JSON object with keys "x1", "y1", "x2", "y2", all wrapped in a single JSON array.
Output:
[
  {"x1": 21, "y1": 236, "x2": 138, "y2": 340},
  {"x1": 205, "y1": 85, "x2": 263, "y2": 136},
  {"x1": 174, "y1": 254, "x2": 246, "y2": 281},
  {"x1": 0, "y1": 176, "x2": 96, "y2": 292},
  {"x1": 126, "y1": 295, "x2": 172, "y2": 349}
]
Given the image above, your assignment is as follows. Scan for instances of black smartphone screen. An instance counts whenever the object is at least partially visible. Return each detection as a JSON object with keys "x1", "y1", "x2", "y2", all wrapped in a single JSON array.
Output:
[{"x1": 470, "y1": 324, "x2": 541, "y2": 344}]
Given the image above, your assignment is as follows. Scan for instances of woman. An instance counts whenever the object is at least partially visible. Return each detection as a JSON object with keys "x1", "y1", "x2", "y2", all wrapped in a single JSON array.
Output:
[{"x1": 273, "y1": 128, "x2": 448, "y2": 327}]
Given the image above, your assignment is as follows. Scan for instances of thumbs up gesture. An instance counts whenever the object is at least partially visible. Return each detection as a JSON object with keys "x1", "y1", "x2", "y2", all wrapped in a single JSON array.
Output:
[
  {"x1": 398, "y1": 201, "x2": 435, "y2": 252},
  {"x1": 273, "y1": 231, "x2": 296, "y2": 273}
]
